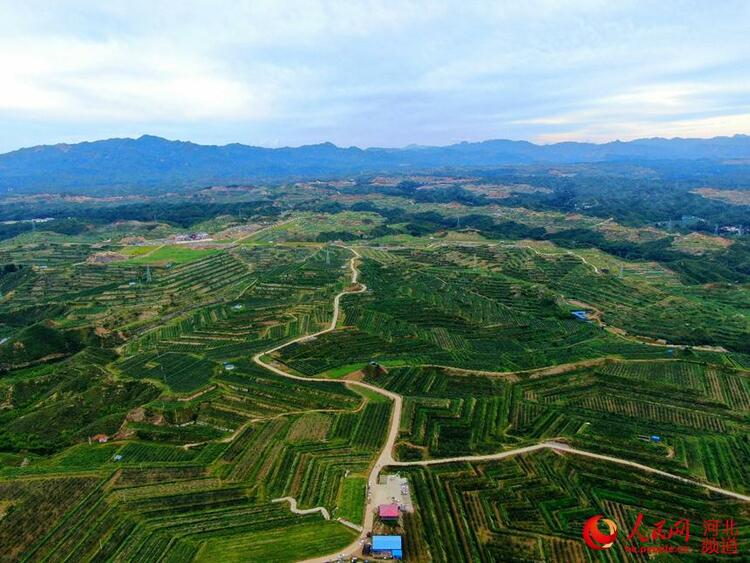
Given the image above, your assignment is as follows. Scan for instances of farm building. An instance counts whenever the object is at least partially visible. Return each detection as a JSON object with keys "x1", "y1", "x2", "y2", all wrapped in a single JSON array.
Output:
[
  {"x1": 378, "y1": 503, "x2": 400, "y2": 521},
  {"x1": 571, "y1": 310, "x2": 589, "y2": 321},
  {"x1": 638, "y1": 434, "x2": 662, "y2": 443},
  {"x1": 372, "y1": 535, "x2": 403, "y2": 560},
  {"x1": 91, "y1": 434, "x2": 109, "y2": 444}
]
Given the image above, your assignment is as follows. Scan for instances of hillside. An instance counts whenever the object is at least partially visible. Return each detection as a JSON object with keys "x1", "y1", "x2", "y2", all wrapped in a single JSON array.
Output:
[
  {"x1": 0, "y1": 176, "x2": 748, "y2": 560},
  {"x1": 1, "y1": 134, "x2": 749, "y2": 192}
]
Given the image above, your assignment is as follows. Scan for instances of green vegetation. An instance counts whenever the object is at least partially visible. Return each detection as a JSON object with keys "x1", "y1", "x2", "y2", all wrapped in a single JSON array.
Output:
[
  {"x1": 0, "y1": 322, "x2": 82, "y2": 368},
  {"x1": 397, "y1": 449, "x2": 750, "y2": 562},
  {"x1": 127, "y1": 245, "x2": 221, "y2": 265},
  {"x1": 0, "y1": 173, "x2": 747, "y2": 561},
  {"x1": 337, "y1": 475, "x2": 367, "y2": 524},
  {"x1": 275, "y1": 245, "x2": 748, "y2": 375},
  {"x1": 370, "y1": 360, "x2": 750, "y2": 493},
  {"x1": 196, "y1": 520, "x2": 356, "y2": 563},
  {"x1": 118, "y1": 351, "x2": 217, "y2": 392}
]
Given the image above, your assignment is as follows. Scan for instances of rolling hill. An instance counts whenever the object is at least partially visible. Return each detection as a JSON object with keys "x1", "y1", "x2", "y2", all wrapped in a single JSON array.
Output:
[{"x1": 0, "y1": 134, "x2": 749, "y2": 192}]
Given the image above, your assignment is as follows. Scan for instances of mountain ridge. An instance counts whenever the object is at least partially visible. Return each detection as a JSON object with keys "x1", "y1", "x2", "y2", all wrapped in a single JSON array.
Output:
[{"x1": 1, "y1": 134, "x2": 749, "y2": 192}]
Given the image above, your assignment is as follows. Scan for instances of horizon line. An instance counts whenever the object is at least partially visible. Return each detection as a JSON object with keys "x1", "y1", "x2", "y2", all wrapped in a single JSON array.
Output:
[{"x1": 3, "y1": 132, "x2": 749, "y2": 155}]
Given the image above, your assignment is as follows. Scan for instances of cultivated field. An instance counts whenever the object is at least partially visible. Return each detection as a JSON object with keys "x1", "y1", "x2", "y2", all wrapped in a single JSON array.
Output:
[{"x1": 0, "y1": 203, "x2": 747, "y2": 561}]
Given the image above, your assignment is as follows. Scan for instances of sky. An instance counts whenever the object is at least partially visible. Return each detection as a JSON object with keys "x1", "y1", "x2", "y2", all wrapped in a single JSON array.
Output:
[{"x1": 1, "y1": 0, "x2": 749, "y2": 153}]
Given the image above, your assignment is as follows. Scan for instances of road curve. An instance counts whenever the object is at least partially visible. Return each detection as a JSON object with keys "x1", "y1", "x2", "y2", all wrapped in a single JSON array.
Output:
[
  {"x1": 252, "y1": 247, "x2": 749, "y2": 563},
  {"x1": 272, "y1": 497, "x2": 331, "y2": 520},
  {"x1": 252, "y1": 247, "x2": 402, "y2": 563}
]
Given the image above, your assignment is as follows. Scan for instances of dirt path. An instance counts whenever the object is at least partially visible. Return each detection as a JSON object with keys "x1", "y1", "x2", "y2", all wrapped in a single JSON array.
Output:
[
  {"x1": 251, "y1": 247, "x2": 748, "y2": 563},
  {"x1": 176, "y1": 384, "x2": 216, "y2": 402},
  {"x1": 389, "y1": 440, "x2": 750, "y2": 502},
  {"x1": 272, "y1": 497, "x2": 331, "y2": 520},
  {"x1": 337, "y1": 518, "x2": 363, "y2": 532},
  {"x1": 517, "y1": 242, "x2": 600, "y2": 274},
  {"x1": 140, "y1": 243, "x2": 165, "y2": 257},
  {"x1": 405, "y1": 357, "x2": 617, "y2": 380},
  {"x1": 232, "y1": 217, "x2": 297, "y2": 244},
  {"x1": 389, "y1": 443, "x2": 549, "y2": 467},
  {"x1": 546, "y1": 442, "x2": 750, "y2": 502},
  {"x1": 252, "y1": 248, "x2": 401, "y2": 563}
]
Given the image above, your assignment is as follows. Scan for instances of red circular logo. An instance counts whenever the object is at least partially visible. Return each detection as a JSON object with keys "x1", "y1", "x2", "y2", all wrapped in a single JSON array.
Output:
[{"x1": 582, "y1": 514, "x2": 618, "y2": 550}]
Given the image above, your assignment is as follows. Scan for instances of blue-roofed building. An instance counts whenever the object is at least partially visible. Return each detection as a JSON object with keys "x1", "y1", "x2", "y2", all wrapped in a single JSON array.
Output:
[
  {"x1": 372, "y1": 535, "x2": 403, "y2": 559},
  {"x1": 571, "y1": 310, "x2": 589, "y2": 321}
]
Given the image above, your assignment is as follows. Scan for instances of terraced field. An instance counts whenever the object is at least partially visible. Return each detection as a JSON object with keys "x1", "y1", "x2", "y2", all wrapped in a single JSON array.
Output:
[
  {"x1": 274, "y1": 245, "x2": 748, "y2": 375},
  {"x1": 0, "y1": 230, "x2": 748, "y2": 561},
  {"x1": 367, "y1": 360, "x2": 750, "y2": 494},
  {"x1": 0, "y1": 359, "x2": 379, "y2": 562},
  {"x1": 395, "y1": 449, "x2": 750, "y2": 562}
]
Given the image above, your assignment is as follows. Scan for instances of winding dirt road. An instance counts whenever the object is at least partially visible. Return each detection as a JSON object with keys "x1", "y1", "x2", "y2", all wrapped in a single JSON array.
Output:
[
  {"x1": 252, "y1": 247, "x2": 749, "y2": 563},
  {"x1": 388, "y1": 441, "x2": 750, "y2": 502},
  {"x1": 272, "y1": 496, "x2": 331, "y2": 520},
  {"x1": 252, "y1": 247, "x2": 401, "y2": 562}
]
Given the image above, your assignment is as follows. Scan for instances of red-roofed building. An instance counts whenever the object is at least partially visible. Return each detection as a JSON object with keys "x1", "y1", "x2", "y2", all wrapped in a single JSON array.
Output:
[
  {"x1": 91, "y1": 434, "x2": 109, "y2": 443},
  {"x1": 378, "y1": 503, "x2": 400, "y2": 520}
]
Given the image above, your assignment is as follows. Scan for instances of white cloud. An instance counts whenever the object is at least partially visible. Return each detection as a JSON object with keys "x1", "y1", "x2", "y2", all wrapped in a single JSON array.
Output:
[
  {"x1": 0, "y1": 0, "x2": 748, "y2": 150},
  {"x1": 0, "y1": 37, "x2": 284, "y2": 121},
  {"x1": 536, "y1": 113, "x2": 750, "y2": 144}
]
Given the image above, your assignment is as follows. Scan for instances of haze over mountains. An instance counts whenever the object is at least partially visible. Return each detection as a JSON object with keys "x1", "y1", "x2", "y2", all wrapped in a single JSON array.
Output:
[{"x1": 1, "y1": 134, "x2": 749, "y2": 193}]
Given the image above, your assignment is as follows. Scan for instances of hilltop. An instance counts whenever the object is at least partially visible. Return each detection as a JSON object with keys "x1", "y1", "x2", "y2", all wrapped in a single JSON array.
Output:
[{"x1": 0, "y1": 134, "x2": 749, "y2": 192}]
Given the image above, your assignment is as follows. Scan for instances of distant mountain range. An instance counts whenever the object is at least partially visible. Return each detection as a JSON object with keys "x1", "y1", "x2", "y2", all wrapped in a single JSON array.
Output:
[{"x1": 0, "y1": 134, "x2": 749, "y2": 193}]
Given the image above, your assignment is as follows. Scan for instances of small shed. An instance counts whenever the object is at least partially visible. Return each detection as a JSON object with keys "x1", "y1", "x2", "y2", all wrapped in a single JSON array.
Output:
[
  {"x1": 378, "y1": 503, "x2": 400, "y2": 521},
  {"x1": 372, "y1": 535, "x2": 403, "y2": 560},
  {"x1": 92, "y1": 434, "x2": 109, "y2": 444},
  {"x1": 571, "y1": 310, "x2": 589, "y2": 321}
]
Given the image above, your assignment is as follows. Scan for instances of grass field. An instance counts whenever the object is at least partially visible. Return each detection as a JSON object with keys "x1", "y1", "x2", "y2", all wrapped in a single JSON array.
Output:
[
  {"x1": 336, "y1": 475, "x2": 368, "y2": 524},
  {"x1": 127, "y1": 245, "x2": 221, "y2": 264},
  {"x1": 195, "y1": 520, "x2": 357, "y2": 563},
  {"x1": 119, "y1": 245, "x2": 159, "y2": 257}
]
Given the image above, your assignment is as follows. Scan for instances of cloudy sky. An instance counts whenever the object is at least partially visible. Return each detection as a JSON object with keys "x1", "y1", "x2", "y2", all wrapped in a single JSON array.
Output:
[{"x1": 1, "y1": 0, "x2": 749, "y2": 152}]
